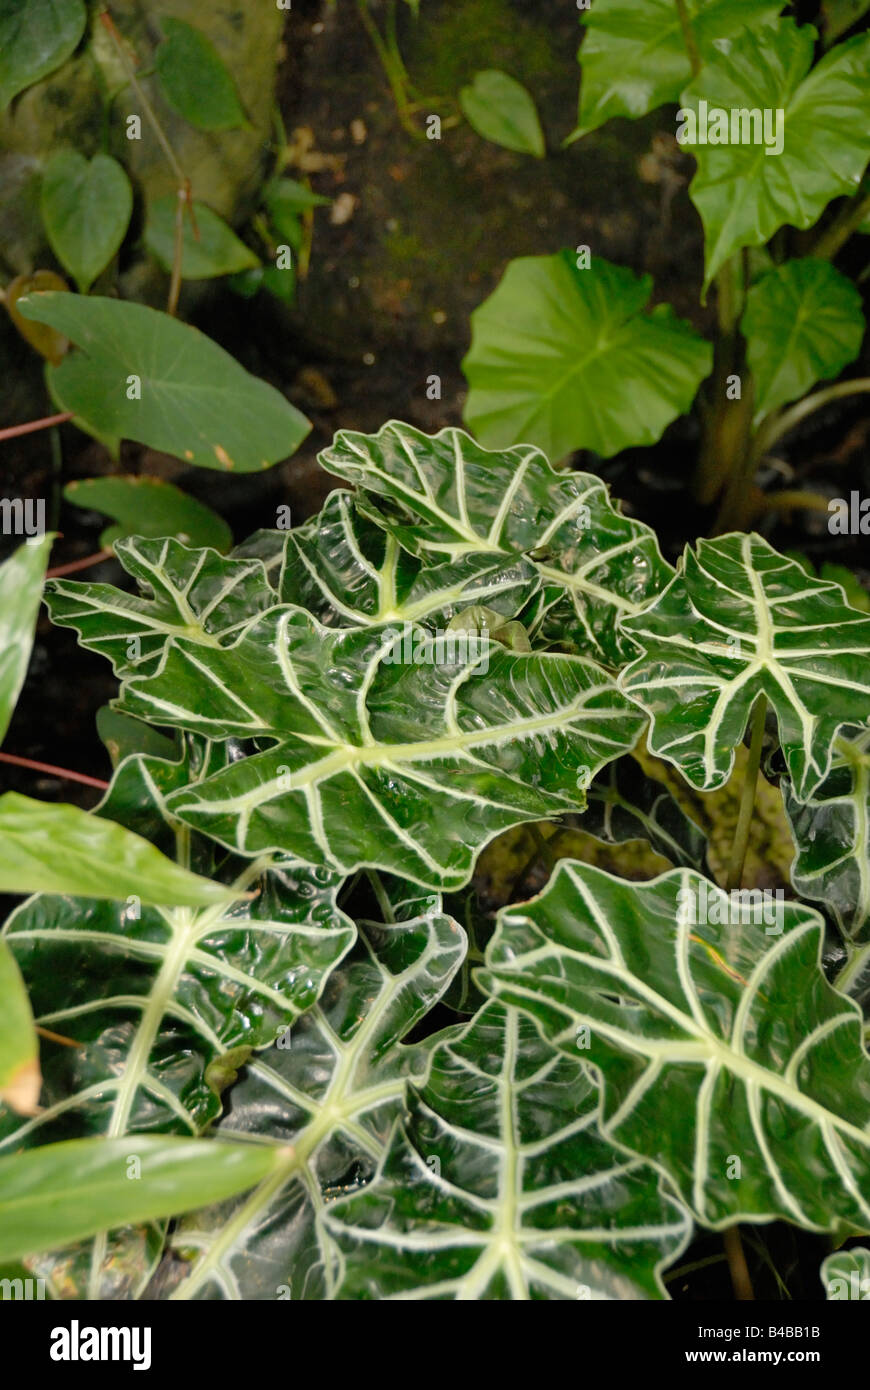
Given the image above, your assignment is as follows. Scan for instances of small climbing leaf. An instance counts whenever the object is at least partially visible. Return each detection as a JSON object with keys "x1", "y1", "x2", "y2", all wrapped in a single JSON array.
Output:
[
  {"x1": 40, "y1": 151, "x2": 132, "y2": 292},
  {"x1": 155, "y1": 17, "x2": 246, "y2": 131}
]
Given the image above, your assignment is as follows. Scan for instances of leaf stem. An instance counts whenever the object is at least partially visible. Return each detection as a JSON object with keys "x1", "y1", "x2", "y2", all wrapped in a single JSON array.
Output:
[
  {"x1": 46, "y1": 548, "x2": 114, "y2": 578},
  {"x1": 0, "y1": 751, "x2": 109, "y2": 791},
  {"x1": 725, "y1": 695, "x2": 766, "y2": 893},
  {"x1": 754, "y1": 378, "x2": 870, "y2": 457},
  {"x1": 0, "y1": 412, "x2": 73, "y2": 443},
  {"x1": 723, "y1": 1225, "x2": 755, "y2": 1300},
  {"x1": 811, "y1": 187, "x2": 870, "y2": 261},
  {"x1": 674, "y1": 0, "x2": 702, "y2": 77}
]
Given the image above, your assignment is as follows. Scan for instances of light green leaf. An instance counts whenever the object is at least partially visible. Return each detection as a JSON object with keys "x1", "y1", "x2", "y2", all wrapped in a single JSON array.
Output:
[
  {"x1": 0, "y1": 750, "x2": 355, "y2": 1295},
  {"x1": 0, "y1": 0, "x2": 86, "y2": 108},
  {"x1": 681, "y1": 21, "x2": 870, "y2": 291},
  {"x1": 784, "y1": 727, "x2": 870, "y2": 950},
  {"x1": 155, "y1": 17, "x2": 246, "y2": 131},
  {"x1": 280, "y1": 491, "x2": 541, "y2": 631},
  {"x1": 459, "y1": 70, "x2": 545, "y2": 157},
  {"x1": 572, "y1": 0, "x2": 784, "y2": 140},
  {"x1": 618, "y1": 533, "x2": 870, "y2": 799},
  {"x1": 64, "y1": 476, "x2": 233, "y2": 553},
  {"x1": 40, "y1": 151, "x2": 132, "y2": 293},
  {"x1": 0, "y1": 790, "x2": 240, "y2": 905},
  {"x1": 462, "y1": 251, "x2": 712, "y2": 460},
  {"x1": 168, "y1": 903, "x2": 465, "y2": 1300},
  {"x1": 742, "y1": 259, "x2": 865, "y2": 422},
  {"x1": 0, "y1": 1136, "x2": 286, "y2": 1263},
  {"x1": 319, "y1": 422, "x2": 676, "y2": 668},
  {"x1": 821, "y1": 1246, "x2": 870, "y2": 1298},
  {"x1": 0, "y1": 942, "x2": 39, "y2": 1117},
  {"x1": 115, "y1": 607, "x2": 644, "y2": 887},
  {"x1": 45, "y1": 534, "x2": 279, "y2": 678},
  {"x1": 482, "y1": 861, "x2": 870, "y2": 1232},
  {"x1": 0, "y1": 534, "x2": 52, "y2": 747},
  {"x1": 145, "y1": 198, "x2": 259, "y2": 280},
  {"x1": 17, "y1": 292, "x2": 311, "y2": 472},
  {"x1": 263, "y1": 177, "x2": 330, "y2": 238},
  {"x1": 326, "y1": 1001, "x2": 690, "y2": 1299}
]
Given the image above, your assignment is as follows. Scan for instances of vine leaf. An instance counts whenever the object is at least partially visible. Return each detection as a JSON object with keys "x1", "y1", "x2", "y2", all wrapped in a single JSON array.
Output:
[
  {"x1": 570, "y1": 0, "x2": 784, "y2": 140},
  {"x1": 742, "y1": 258, "x2": 865, "y2": 422},
  {"x1": 154, "y1": 17, "x2": 246, "y2": 132},
  {"x1": 325, "y1": 1001, "x2": 691, "y2": 1300},
  {"x1": 40, "y1": 151, "x2": 133, "y2": 293},
  {"x1": 0, "y1": 0, "x2": 86, "y2": 108},
  {"x1": 16, "y1": 293, "x2": 311, "y2": 473},
  {"x1": 116, "y1": 607, "x2": 644, "y2": 887},
  {"x1": 681, "y1": 20, "x2": 870, "y2": 290},
  {"x1": 459, "y1": 71, "x2": 545, "y2": 157},
  {"x1": 0, "y1": 751, "x2": 355, "y2": 1297},
  {"x1": 145, "y1": 199, "x2": 259, "y2": 280},
  {"x1": 462, "y1": 252, "x2": 712, "y2": 460},
  {"x1": 618, "y1": 533, "x2": 870, "y2": 799},
  {"x1": 482, "y1": 861, "x2": 870, "y2": 1233},
  {"x1": 45, "y1": 535, "x2": 276, "y2": 678},
  {"x1": 319, "y1": 422, "x2": 675, "y2": 667},
  {"x1": 167, "y1": 901, "x2": 466, "y2": 1301}
]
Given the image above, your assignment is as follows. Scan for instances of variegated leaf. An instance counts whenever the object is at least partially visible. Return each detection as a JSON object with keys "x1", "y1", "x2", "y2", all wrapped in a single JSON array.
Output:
[
  {"x1": 117, "y1": 607, "x2": 644, "y2": 888},
  {"x1": 318, "y1": 422, "x2": 674, "y2": 667},
  {"x1": 822, "y1": 1245, "x2": 870, "y2": 1299},
  {"x1": 44, "y1": 535, "x2": 276, "y2": 679},
  {"x1": 325, "y1": 1001, "x2": 691, "y2": 1300},
  {"x1": 618, "y1": 533, "x2": 870, "y2": 799},
  {"x1": 0, "y1": 748, "x2": 355, "y2": 1298},
  {"x1": 784, "y1": 727, "x2": 870, "y2": 993},
  {"x1": 482, "y1": 862, "x2": 870, "y2": 1233},
  {"x1": 581, "y1": 756, "x2": 708, "y2": 871},
  {"x1": 166, "y1": 897, "x2": 465, "y2": 1300},
  {"x1": 280, "y1": 490, "x2": 541, "y2": 630}
]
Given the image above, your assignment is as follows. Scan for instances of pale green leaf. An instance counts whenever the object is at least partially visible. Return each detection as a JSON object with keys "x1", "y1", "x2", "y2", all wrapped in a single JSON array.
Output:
[
  {"x1": 64, "y1": 477, "x2": 233, "y2": 553},
  {"x1": 0, "y1": 534, "x2": 52, "y2": 747},
  {"x1": 145, "y1": 198, "x2": 259, "y2": 280},
  {"x1": 459, "y1": 70, "x2": 545, "y2": 157},
  {"x1": 0, "y1": 942, "x2": 39, "y2": 1117},
  {"x1": 40, "y1": 151, "x2": 132, "y2": 292}
]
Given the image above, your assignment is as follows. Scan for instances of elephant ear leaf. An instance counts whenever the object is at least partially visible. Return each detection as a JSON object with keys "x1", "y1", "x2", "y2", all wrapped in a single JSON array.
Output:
[
  {"x1": 117, "y1": 608, "x2": 644, "y2": 887},
  {"x1": 319, "y1": 422, "x2": 675, "y2": 667},
  {"x1": 482, "y1": 862, "x2": 870, "y2": 1233},
  {"x1": 325, "y1": 1000, "x2": 691, "y2": 1300},
  {"x1": 618, "y1": 533, "x2": 870, "y2": 799},
  {"x1": 167, "y1": 901, "x2": 466, "y2": 1301}
]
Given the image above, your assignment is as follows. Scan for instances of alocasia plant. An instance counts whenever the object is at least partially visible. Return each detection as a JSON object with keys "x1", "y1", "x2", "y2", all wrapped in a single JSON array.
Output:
[{"x1": 3, "y1": 422, "x2": 870, "y2": 1303}]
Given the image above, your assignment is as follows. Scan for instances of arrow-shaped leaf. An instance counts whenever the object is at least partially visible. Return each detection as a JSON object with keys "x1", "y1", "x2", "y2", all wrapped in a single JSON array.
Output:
[
  {"x1": 482, "y1": 862, "x2": 870, "y2": 1232},
  {"x1": 618, "y1": 533, "x2": 870, "y2": 799},
  {"x1": 117, "y1": 608, "x2": 644, "y2": 887},
  {"x1": 325, "y1": 1001, "x2": 690, "y2": 1300}
]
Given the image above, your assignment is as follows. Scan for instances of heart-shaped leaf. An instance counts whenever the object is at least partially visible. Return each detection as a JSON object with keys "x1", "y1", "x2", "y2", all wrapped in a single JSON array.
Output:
[
  {"x1": 742, "y1": 259, "x2": 866, "y2": 422},
  {"x1": 0, "y1": 534, "x2": 52, "y2": 747},
  {"x1": 462, "y1": 252, "x2": 712, "y2": 459},
  {"x1": 459, "y1": 70, "x2": 545, "y2": 157},
  {"x1": 166, "y1": 902, "x2": 465, "y2": 1300},
  {"x1": 145, "y1": 199, "x2": 259, "y2": 280},
  {"x1": 325, "y1": 1001, "x2": 690, "y2": 1300},
  {"x1": 116, "y1": 608, "x2": 644, "y2": 887},
  {"x1": 319, "y1": 423, "x2": 675, "y2": 667},
  {"x1": 40, "y1": 151, "x2": 133, "y2": 292},
  {"x1": 45, "y1": 535, "x2": 276, "y2": 678},
  {"x1": 681, "y1": 20, "x2": 870, "y2": 290},
  {"x1": 0, "y1": 750, "x2": 355, "y2": 1296},
  {"x1": 784, "y1": 726, "x2": 870, "y2": 953},
  {"x1": 618, "y1": 533, "x2": 870, "y2": 798},
  {"x1": 280, "y1": 491, "x2": 541, "y2": 631},
  {"x1": 155, "y1": 18, "x2": 246, "y2": 131},
  {"x1": 482, "y1": 861, "x2": 870, "y2": 1232},
  {"x1": 64, "y1": 477, "x2": 233, "y2": 553},
  {"x1": 0, "y1": 0, "x2": 86, "y2": 108},
  {"x1": 16, "y1": 293, "x2": 311, "y2": 472},
  {"x1": 571, "y1": 0, "x2": 784, "y2": 140}
]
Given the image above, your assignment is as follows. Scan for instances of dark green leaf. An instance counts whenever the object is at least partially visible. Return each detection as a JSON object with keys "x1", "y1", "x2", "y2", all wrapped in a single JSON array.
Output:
[
  {"x1": 40, "y1": 151, "x2": 132, "y2": 292},
  {"x1": 65, "y1": 476, "x2": 233, "y2": 553},
  {"x1": 145, "y1": 198, "x2": 259, "y2": 280},
  {"x1": 155, "y1": 17, "x2": 246, "y2": 131},
  {"x1": 0, "y1": 0, "x2": 86, "y2": 108}
]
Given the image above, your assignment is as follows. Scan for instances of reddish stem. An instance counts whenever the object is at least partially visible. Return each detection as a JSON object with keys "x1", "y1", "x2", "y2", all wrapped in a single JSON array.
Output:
[
  {"x1": 46, "y1": 547, "x2": 114, "y2": 578},
  {"x1": 0, "y1": 412, "x2": 73, "y2": 444},
  {"x1": 0, "y1": 752, "x2": 109, "y2": 791}
]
